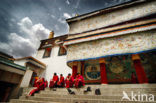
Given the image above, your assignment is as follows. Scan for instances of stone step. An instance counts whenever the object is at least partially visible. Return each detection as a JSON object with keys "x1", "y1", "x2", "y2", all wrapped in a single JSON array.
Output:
[
  {"x1": 21, "y1": 84, "x2": 156, "y2": 95},
  {"x1": 34, "y1": 92, "x2": 156, "y2": 98},
  {"x1": 20, "y1": 95, "x2": 122, "y2": 100},
  {"x1": 10, "y1": 84, "x2": 156, "y2": 103},
  {"x1": 45, "y1": 84, "x2": 156, "y2": 89},
  {"x1": 44, "y1": 88, "x2": 156, "y2": 92},
  {"x1": 19, "y1": 96, "x2": 120, "y2": 102},
  {"x1": 38, "y1": 90, "x2": 156, "y2": 95},
  {"x1": 18, "y1": 96, "x2": 156, "y2": 103},
  {"x1": 21, "y1": 94, "x2": 156, "y2": 101},
  {"x1": 10, "y1": 99, "x2": 63, "y2": 103},
  {"x1": 21, "y1": 84, "x2": 156, "y2": 94},
  {"x1": 83, "y1": 84, "x2": 156, "y2": 88}
]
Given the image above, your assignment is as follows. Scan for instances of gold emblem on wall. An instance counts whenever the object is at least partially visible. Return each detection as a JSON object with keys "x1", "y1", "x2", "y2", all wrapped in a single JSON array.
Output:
[
  {"x1": 110, "y1": 57, "x2": 124, "y2": 74},
  {"x1": 85, "y1": 65, "x2": 101, "y2": 80}
]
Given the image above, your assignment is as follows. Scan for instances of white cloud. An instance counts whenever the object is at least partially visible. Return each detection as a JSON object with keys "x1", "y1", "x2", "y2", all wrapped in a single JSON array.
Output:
[
  {"x1": 54, "y1": 25, "x2": 60, "y2": 31},
  {"x1": 0, "y1": 17, "x2": 50, "y2": 58},
  {"x1": 58, "y1": 18, "x2": 66, "y2": 24},
  {"x1": 59, "y1": 7, "x2": 62, "y2": 11},
  {"x1": 75, "y1": 0, "x2": 80, "y2": 8},
  {"x1": 63, "y1": 13, "x2": 71, "y2": 19},
  {"x1": 51, "y1": 15, "x2": 55, "y2": 19},
  {"x1": 66, "y1": 0, "x2": 70, "y2": 5}
]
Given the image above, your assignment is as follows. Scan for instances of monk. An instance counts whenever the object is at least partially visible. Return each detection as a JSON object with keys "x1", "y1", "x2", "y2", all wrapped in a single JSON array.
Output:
[
  {"x1": 49, "y1": 73, "x2": 59, "y2": 88},
  {"x1": 57, "y1": 74, "x2": 65, "y2": 87},
  {"x1": 74, "y1": 73, "x2": 85, "y2": 88},
  {"x1": 27, "y1": 78, "x2": 45, "y2": 97},
  {"x1": 33, "y1": 77, "x2": 39, "y2": 87},
  {"x1": 44, "y1": 80, "x2": 48, "y2": 88},
  {"x1": 65, "y1": 73, "x2": 74, "y2": 88}
]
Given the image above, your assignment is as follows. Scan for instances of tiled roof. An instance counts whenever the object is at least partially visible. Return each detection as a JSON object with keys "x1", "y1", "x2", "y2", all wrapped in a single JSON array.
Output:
[{"x1": 0, "y1": 57, "x2": 26, "y2": 71}]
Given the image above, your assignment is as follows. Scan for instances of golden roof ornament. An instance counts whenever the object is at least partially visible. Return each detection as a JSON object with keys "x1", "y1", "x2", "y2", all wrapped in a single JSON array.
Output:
[{"x1": 48, "y1": 31, "x2": 54, "y2": 39}]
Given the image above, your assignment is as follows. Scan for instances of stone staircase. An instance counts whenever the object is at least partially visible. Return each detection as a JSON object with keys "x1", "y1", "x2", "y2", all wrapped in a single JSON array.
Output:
[{"x1": 10, "y1": 84, "x2": 156, "y2": 103}]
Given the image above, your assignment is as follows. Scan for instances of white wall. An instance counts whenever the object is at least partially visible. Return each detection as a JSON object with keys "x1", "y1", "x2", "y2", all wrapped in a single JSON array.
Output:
[
  {"x1": 69, "y1": 1, "x2": 156, "y2": 34},
  {"x1": 14, "y1": 59, "x2": 26, "y2": 66},
  {"x1": 36, "y1": 46, "x2": 72, "y2": 82}
]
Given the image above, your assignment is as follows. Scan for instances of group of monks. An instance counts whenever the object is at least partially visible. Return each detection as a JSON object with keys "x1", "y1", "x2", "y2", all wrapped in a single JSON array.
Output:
[
  {"x1": 49, "y1": 73, "x2": 85, "y2": 88},
  {"x1": 27, "y1": 73, "x2": 85, "y2": 97}
]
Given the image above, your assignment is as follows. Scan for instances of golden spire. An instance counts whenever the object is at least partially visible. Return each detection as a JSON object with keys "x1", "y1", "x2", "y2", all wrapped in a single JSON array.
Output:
[
  {"x1": 48, "y1": 31, "x2": 54, "y2": 39},
  {"x1": 75, "y1": 14, "x2": 79, "y2": 16}
]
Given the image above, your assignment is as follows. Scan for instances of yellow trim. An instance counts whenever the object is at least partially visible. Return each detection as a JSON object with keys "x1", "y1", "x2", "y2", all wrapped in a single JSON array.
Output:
[
  {"x1": 132, "y1": 54, "x2": 140, "y2": 60},
  {"x1": 99, "y1": 58, "x2": 106, "y2": 63}
]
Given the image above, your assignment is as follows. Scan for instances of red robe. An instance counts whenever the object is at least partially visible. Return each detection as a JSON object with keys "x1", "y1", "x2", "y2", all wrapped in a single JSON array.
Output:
[
  {"x1": 75, "y1": 75, "x2": 85, "y2": 88},
  {"x1": 57, "y1": 76, "x2": 65, "y2": 87},
  {"x1": 33, "y1": 77, "x2": 38, "y2": 87},
  {"x1": 29, "y1": 78, "x2": 45, "y2": 96},
  {"x1": 65, "y1": 76, "x2": 74, "y2": 88},
  {"x1": 49, "y1": 75, "x2": 59, "y2": 88},
  {"x1": 44, "y1": 80, "x2": 48, "y2": 88}
]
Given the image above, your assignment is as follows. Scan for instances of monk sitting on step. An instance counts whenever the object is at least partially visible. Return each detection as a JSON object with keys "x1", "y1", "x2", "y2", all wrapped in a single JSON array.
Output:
[
  {"x1": 57, "y1": 74, "x2": 65, "y2": 87},
  {"x1": 26, "y1": 78, "x2": 45, "y2": 98},
  {"x1": 49, "y1": 73, "x2": 59, "y2": 88},
  {"x1": 65, "y1": 73, "x2": 74, "y2": 88},
  {"x1": 33, "y1": 77, "x2": 38, "y2": 87},
  {"x1": 44, "y1": 80, "x2": 48, "y2": 88},
  {"x1": 74, "y1": 73, "x2": 85, "y2": 88}
]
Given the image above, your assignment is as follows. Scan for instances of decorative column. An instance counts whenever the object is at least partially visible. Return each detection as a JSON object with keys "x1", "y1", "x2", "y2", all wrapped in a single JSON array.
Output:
[
  {"x1": 81, "y1": 61, "x2": 85, "y2": 77},
  {"x1": 132, "y1": 54, "x2": 148, "y2": 83},
  {"x1": 72, "y1": 61, "x2": 78, "y2": 79},
  {"x1": 99, "y1": 58, "x2": 108, "y2": 84}
]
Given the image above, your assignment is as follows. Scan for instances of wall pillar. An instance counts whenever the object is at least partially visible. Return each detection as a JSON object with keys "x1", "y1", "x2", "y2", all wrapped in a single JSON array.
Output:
[
  {"x1": 81, "y1": 61, "x2": 85, "y2": 77},
  {"x1": 99, "y1": 58, "x2": 108, "y2": 84},
  {"x1": 20, "y1": 68, "x2": 33, "y2": 87},
  {"x1": 72, "y1": 61, "x2": 78, "y2": 79},
  {"x1": 132, "y1": 54, "x2": 148, "y2": 83}
]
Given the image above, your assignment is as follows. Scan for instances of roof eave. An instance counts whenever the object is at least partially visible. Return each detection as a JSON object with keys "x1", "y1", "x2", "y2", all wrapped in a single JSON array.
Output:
[{"x1": 66, "y1": 0, "x2": 147, "y2": 23}]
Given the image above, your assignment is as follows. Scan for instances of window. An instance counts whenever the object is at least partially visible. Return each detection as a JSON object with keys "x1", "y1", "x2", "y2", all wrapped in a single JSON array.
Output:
[
  {"x1": 43, "y1": 48, "x2": 52, "y2": 58},
  {"x1": 58, "y1": 46, "x2": 67, "y2": 56}
]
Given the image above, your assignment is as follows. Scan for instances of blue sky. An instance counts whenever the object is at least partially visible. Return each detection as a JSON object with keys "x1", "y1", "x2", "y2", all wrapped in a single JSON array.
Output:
[{"x1": 0, "y1": 0, "x2": 130, "y2": 58}]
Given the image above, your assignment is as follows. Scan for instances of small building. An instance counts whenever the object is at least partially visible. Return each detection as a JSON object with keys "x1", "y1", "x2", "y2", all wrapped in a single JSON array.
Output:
[
  {"x1": 0, "y1": 51, "x2": 26, "y2": 102},
  {"x1": 0, "y1": 51, "x2": 46, "y2": 102},
  {"x1": 15, "y1": 56, "x2": 46, "y2": 87}
]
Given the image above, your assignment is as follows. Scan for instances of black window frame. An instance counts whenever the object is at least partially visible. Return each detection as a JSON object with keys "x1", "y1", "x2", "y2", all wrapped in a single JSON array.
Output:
[
  {"x1": 42, "y1": 47, "x2": 52, "y2": 58},
  {"x1": 58, "y1": 46, "x2": 67, "y2": 56}
]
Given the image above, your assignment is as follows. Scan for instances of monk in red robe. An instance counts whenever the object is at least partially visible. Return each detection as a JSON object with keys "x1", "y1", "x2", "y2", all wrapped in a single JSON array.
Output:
[
  {"x1": 65, "y1": 73, "x2": 74, "y2": 88},
  {"x1": 49, "y1": 73, "x2": 59, "y2": 88},
  {"x1": 33, "y1": 77, "x2": 38, "y2": 87},
  {"x1": 74, "y1": 73, "x2": 85, "y2": 88},
  {"x1": 57, "y1": 74, "x2": 65, "y2": 87},
  {"x1": 44, "y1": 80, "x2": 48, "y2": 88},
  {"x1": 27, "y1": 78, "x2": 45, "y2": 97}
]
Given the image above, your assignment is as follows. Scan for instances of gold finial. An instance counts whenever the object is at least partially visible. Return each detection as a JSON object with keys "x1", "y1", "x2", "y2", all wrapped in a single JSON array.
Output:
[
  {"x1": 48, "y1": 31, "x2": 54, "y2": 39},
  {"x1": 75, "y1": 14, "x2": 79, "y2": 16}
]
